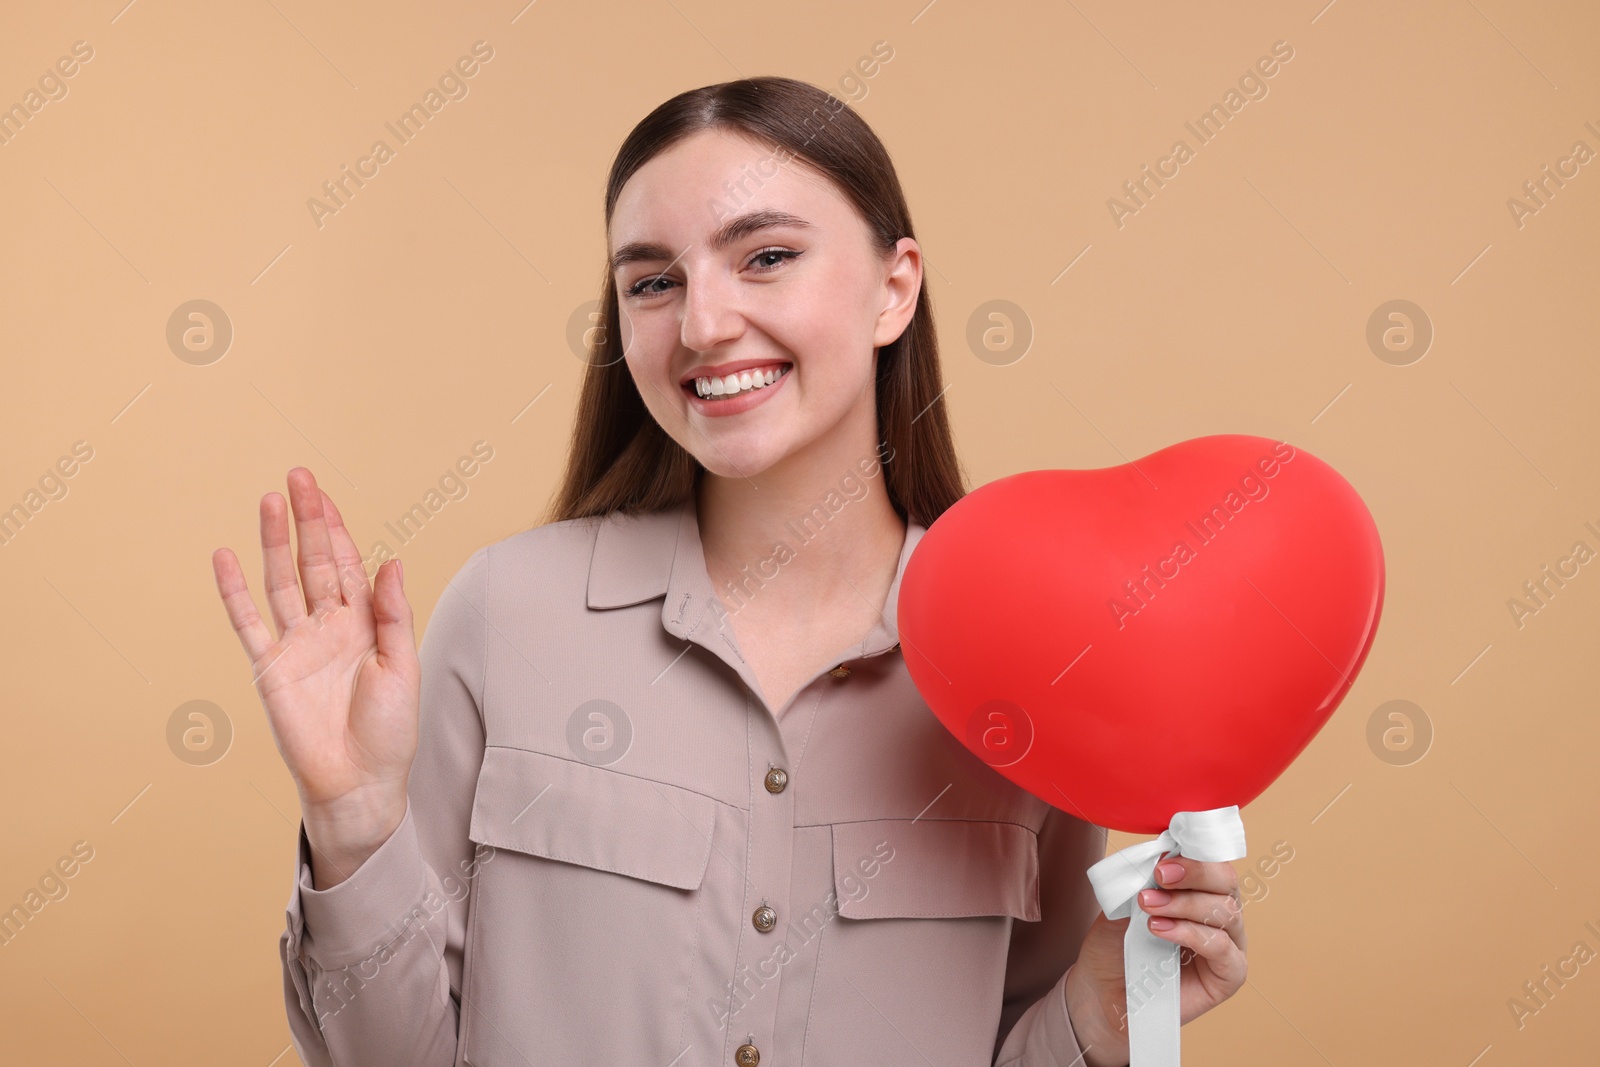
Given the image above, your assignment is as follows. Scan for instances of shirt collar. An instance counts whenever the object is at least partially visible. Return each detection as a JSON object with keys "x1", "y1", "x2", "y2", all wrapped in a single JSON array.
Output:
[{"x1": 585, "y1": 495, "x2": 926, "y2": 664}]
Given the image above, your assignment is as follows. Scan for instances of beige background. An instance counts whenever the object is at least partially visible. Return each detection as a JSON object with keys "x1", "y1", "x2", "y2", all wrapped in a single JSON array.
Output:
[{"x1": 2, "y1": 0, "x2": 1596, "y2": 1063}]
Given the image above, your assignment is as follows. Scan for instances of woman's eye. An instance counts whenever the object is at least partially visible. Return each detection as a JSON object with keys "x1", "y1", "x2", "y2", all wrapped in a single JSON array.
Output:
[
  {"x1": 749, "y1": 248, "x2": 801, "y2": 272},
  {"x1": 622, "y1": 249, "x2": 801, "y2": 299},
  {"x1": 624, "y1": 274, "x2": 674, "y2": 298}
]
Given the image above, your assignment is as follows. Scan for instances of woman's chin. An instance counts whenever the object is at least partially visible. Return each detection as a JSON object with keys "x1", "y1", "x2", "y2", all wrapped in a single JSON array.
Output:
[
  {"x1": 688, "y1": 435, "x2": 797, "y2": 483},
  {"x1": 695, "y1": 451, "x2": 781, "y2": 482}
]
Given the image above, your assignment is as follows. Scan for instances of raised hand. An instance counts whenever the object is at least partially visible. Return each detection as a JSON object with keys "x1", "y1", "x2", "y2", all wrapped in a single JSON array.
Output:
[{"x1": 212, "y1": 467, "x2": 420, "y2": 888}]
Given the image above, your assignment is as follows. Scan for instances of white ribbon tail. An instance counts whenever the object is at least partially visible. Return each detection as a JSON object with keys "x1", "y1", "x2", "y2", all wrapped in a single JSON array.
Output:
[{"x1": 1084, "y1": 806, "x2": 1248, "y2": 1067}]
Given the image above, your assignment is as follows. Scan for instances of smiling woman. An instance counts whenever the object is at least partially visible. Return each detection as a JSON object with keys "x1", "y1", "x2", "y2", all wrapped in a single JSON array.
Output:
[
  {"x1": 209, "y1": 75, "x2": 1237, "y2": 1067},
  {"x1": 554, "y1": 88, "x2": 964, "y2": 526}
]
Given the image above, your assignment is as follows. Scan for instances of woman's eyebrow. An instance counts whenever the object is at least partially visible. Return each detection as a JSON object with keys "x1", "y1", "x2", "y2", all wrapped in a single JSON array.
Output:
[{"x1": 610, "y1": 209, "x2": 814, "y2": 273}]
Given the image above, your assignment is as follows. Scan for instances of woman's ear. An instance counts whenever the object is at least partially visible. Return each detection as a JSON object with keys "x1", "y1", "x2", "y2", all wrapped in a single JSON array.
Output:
[{"x1": 873, "y1": 237, "x2": 922, "y2": 348}]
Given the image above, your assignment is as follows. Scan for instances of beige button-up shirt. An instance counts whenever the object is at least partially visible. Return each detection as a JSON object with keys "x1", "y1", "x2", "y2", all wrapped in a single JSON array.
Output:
[{"x1": 280, "y1": 497, "x2": 1109, "y2": 1066}]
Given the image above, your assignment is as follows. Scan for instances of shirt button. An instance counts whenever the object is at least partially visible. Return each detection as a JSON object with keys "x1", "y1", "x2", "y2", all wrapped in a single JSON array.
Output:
[
  {"x1": 735, "y1": 1043, "x2": 761, "y2": 1066},
  {"x1": 752, "y1": 905, "x2": 777, "y2": 932},
  {"x1": 827, "y1": 663, "x2": 852, "y2": 678},
  {"x1": 763, "y1": 767, "x2": 788, "y2": 794}
]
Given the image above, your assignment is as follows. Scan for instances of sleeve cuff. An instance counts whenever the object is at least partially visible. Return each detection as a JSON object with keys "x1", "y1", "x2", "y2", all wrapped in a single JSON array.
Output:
[
  {"x1": 1042, "y1": 964, "x2": 1088, "y2": 1064},
  {"x1": 997, "y1": 963, "x2": 1093, "y2": 1067},
  {"x1": 292, "y1": 803, "x2": 434, "y2": 969}
]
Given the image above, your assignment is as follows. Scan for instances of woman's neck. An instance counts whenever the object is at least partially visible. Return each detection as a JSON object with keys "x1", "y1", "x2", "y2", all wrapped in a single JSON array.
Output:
[{"x1": 696, "y1": 422, "x2": 907, "y2": 623}]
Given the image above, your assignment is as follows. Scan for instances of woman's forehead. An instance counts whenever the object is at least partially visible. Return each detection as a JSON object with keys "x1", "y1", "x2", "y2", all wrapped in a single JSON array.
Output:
[{"x1": 610, "y1": 130, "x2": 842, "y2": 247}]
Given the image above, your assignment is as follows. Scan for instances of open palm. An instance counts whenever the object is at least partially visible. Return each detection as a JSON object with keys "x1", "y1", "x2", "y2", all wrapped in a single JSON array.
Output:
[{"x1": 212, "y1": 468, "x2": 419, "y2": 849}]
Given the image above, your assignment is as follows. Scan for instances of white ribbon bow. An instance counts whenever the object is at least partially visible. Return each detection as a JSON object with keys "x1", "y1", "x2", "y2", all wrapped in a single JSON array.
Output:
[{"x1": 1085, "y1": 806, "x2": 1247, "y2": 1066}]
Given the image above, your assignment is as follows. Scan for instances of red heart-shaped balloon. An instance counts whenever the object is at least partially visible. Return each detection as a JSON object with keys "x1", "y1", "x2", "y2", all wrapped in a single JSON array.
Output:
[{"x1": 897, "y1": 434, "x2": 1384, "y2": 834}]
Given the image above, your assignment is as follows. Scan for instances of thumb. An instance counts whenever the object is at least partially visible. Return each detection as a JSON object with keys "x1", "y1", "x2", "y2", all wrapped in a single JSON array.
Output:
[{"x1": 372, "y1": 558, "x2": 417, "y2": 665}]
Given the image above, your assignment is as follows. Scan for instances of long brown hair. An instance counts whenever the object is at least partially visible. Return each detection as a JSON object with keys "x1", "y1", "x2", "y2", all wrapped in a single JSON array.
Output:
[{"x1": 545, "y1": 75, "x2": 966, "y2": 529}]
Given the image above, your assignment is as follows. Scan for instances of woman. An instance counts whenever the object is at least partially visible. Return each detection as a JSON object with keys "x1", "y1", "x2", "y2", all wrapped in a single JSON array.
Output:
[{"x1": 213, "y1": 76, "x2": 1246, "y2": 1067}]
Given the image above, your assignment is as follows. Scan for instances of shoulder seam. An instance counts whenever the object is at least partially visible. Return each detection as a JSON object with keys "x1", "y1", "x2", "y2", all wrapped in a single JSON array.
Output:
[{"x1": 477, "y1": 543, "x2": 490, "y2": 727}]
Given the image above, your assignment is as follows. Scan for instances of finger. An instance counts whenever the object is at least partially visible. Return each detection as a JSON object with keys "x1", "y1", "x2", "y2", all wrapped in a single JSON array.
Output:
[
  {"x1": 1141, "y1": 887, "x2": 1242, "y2": 935},
  {"x1": 286, "y1": 468, "x2": 343, "y2": 617},
  {"x1": 1148, "y1": 917, "x2": 1247, "y2": 982},
  {"x1": 1155, "y1": 856, "x2": 1240, "y2": 901},
  {"x1": 320, "y1": 490, "x2": 372, "y2": 611},
  {"x1": 212, "y1": 546, "x2": 277, "y2": 663},
  {"x1": 372, "y1": 558, "x2": 417, "y2": 668},
  {"x1": 260, "y1": 489, "x2": 306, "y2": 637}
]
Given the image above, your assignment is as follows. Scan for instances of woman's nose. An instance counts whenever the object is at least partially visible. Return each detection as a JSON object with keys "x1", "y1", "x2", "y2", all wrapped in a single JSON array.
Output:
[{"x1": 679, "y1": 274, "x2": 745, "y2": 353}]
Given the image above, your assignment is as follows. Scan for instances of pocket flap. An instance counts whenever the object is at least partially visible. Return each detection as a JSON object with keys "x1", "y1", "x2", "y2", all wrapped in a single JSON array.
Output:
[
  {"x1": 831, "y1": 818, "x2": 1040, "y2": 921},
  {"x1": 469, "y1": 746, "x2": 717, "y2": 891}
]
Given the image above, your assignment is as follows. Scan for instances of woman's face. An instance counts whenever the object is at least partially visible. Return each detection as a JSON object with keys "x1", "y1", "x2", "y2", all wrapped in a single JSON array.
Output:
[{"x1": 608, "y1": 127, "x2": 921, "y2": 481}]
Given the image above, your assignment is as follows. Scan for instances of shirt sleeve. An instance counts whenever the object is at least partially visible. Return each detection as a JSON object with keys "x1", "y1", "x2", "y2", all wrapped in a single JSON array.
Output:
[
  {"x1": 992, "y1": 804, "x2": 1113, "y2": 1067},
  {"x1": 278, "y1": 545, "x2": 491, "y2": 1067}
]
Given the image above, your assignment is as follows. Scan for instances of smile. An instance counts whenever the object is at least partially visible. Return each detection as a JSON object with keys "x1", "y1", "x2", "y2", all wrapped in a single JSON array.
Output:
[{"x1": 688, "y1": 363, "x2": 791, "y2": 400}]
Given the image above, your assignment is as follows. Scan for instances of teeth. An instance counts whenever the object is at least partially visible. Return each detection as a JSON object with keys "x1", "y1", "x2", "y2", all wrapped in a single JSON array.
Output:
[{"x1": 693, "y1": 365, "x2": 788, "y2": 399}]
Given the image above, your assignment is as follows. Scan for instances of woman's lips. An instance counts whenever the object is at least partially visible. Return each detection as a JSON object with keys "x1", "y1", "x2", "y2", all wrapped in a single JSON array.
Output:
[
  {"x1": 683, "y1": 363, "x2": 791, "y2": 417},
  {"x1": 686, "y1": 362, "x2": 791, "y2": 400}
]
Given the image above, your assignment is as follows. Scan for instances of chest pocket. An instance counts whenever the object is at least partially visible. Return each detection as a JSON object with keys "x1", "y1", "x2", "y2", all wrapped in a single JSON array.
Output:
[
  {"x1": 467, "y1": 744, "x2": 717, "y2": 888},
  {"x1": 459, "y1": 746, "x2": 720, "y2": 1066},
  {"x1": 830, "y1": 816, "x2": 1041, "y2": 920},
  {"x1": 800, "y1": 816, "x2": 1042, "y2": 1064}
]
